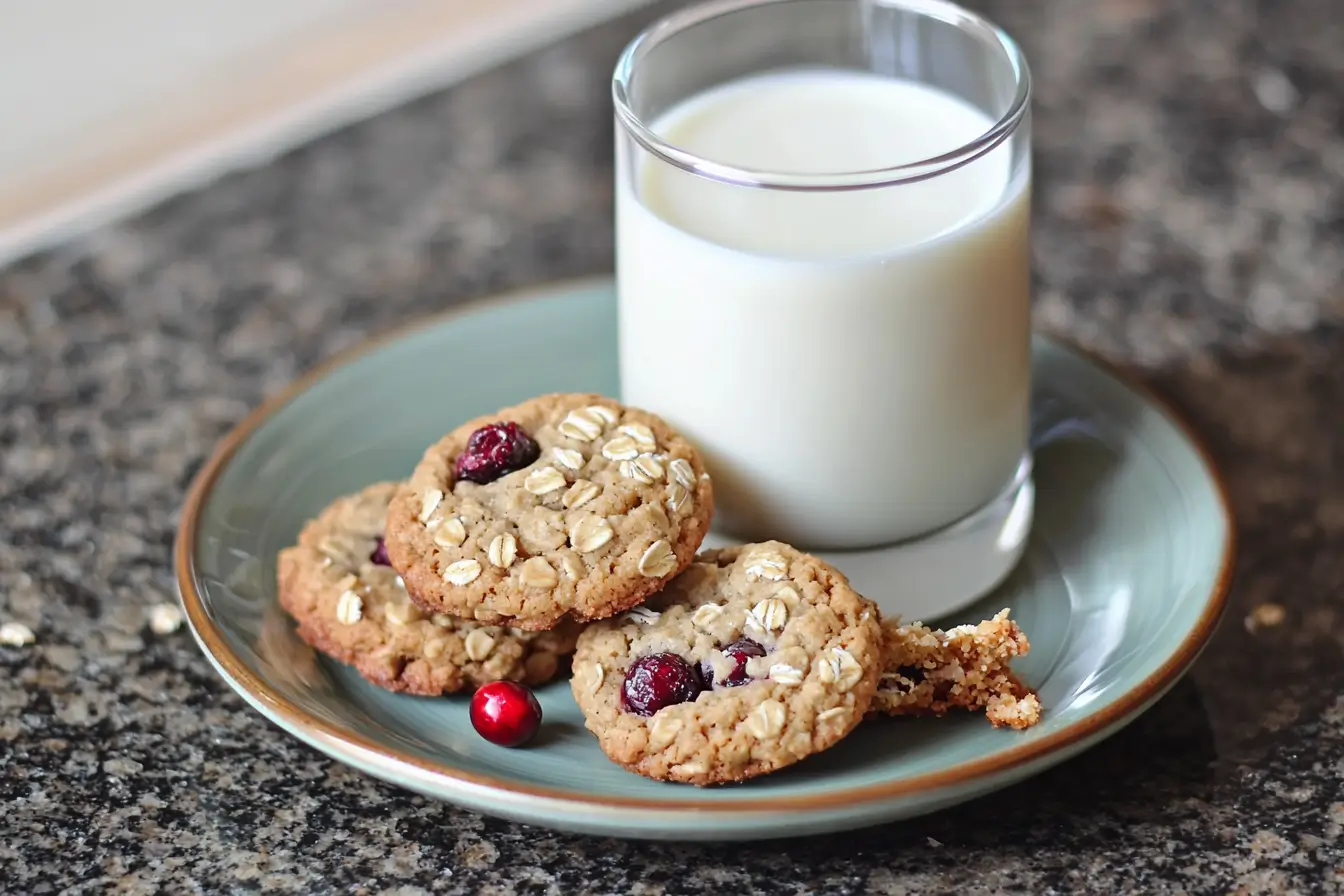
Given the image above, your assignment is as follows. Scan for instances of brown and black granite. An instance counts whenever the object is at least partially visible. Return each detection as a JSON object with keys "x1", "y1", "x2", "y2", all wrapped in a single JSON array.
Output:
[{"x1": 2, "y1": 0, "x2": 1342, "y2": 892}]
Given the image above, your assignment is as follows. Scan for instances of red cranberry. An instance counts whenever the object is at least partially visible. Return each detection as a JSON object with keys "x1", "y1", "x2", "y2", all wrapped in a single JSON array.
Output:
[
  {"x1": 620, "y1": 653, "x2": 702, "y2": 716},
  {"x1": 455, "y1": 422, "x2": 540, "y2": 484},
  {"x1": 701, "y1": 638, "x2": 766, "y2": 689},
  {"x1": 469, "y1": 681, "x2": 543, "y2": 747},
  {"x1": 370, "y1": 537, "x2": 391, "y2": 567}
]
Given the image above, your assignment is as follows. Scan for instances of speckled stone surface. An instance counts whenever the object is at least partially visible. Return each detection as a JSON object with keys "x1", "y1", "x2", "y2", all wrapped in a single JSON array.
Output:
[{"x1": 2, "y1": 0, "x2": 1342, "y2": 892}]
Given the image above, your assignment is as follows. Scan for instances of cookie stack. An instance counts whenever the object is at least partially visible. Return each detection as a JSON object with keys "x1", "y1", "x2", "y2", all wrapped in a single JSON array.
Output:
[{"x1": 278, "y1": 392, "x2": 1039, "y2": 786}]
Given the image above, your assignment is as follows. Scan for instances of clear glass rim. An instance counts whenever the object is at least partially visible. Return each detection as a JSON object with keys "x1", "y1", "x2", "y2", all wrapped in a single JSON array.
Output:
[{"x1": 612, "y1": 0, "x2": 1032, "y2": 192}]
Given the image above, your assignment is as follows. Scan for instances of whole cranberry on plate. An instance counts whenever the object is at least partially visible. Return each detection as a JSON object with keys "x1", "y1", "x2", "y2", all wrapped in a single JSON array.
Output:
[{"x1": 470, "y1": 681, "x2": 543, "y2": 747}]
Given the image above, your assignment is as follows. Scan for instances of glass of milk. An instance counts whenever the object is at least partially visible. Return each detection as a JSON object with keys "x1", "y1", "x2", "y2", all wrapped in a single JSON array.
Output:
[{"x1": 614, "y1": 0, "x2": 1034, "y2": 612}]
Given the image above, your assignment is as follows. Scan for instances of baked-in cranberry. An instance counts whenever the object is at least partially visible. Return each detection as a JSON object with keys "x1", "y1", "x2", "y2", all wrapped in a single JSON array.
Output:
[
  {"x1": 701, "y1": 638, "x2": 766, "y2": 689},
  {"x1": 370, "y1": 537, "x2": 391, "y2": 566},
  {"x1": 621, "y1": 653, "x2": 702, "y2": 716},
  {"x1": 470, "y1": 681, "x2": 543, "y2": 747},
  {"x1": 454, "y1": 422, "x2": 540, "y2": 484}
]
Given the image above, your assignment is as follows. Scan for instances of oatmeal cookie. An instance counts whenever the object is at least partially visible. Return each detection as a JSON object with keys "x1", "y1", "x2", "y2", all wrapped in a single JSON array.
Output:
[
  {"x1": 872, "y1": 609, "x2": 1042, "y2": 729},
  {"x1": 384, "y1": 394, "x2": 713, "y2": 631},
  {"x1": 570, "y1": 542, "x2": 883, "y2": 785},
  {"x1": 277, "y1": 483, "x2": 579, "y2": 695}
]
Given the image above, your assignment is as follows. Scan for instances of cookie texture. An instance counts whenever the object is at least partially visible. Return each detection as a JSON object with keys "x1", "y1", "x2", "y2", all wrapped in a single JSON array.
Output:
[
  {"x1": 872, "y1": 609, "x2": 1042, "y2": 729},
  {"x1": 571, "y1": 542, "x2": 884, "y2": 785},
  {"x1": 385, "y1": 393, "x2": 713, "y2": 630},
  {"x1": 277, "y1": 483, "x2": 580, "y2": 695}
]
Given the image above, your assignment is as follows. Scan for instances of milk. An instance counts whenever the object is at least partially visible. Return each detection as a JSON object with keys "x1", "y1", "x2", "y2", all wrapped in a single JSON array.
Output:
[{"x1": 617, "y1": 69, "x2": 1032, "y2": 549}]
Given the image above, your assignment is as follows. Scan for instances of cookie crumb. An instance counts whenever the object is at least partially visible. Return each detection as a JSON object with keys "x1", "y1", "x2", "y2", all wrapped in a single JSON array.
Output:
[
  {"x1": 986, "y1": 691, "x2": 1043, "y2": 730},
  {"x1": 1251, "y1": 68, "x2": 1298, "y2": 114},
  {"x1": 874, "y1": 609, "x2": 1040, "y2": 728},
  {"x1": 1245, "y1": 602, "x2": 1285, "y2": 633},
  {"x1": 0, "y1": 621, "x2": 36, "y2": 647},
  {"x1": 148, "y1": 603, "x2": 184, "y2": 635}
]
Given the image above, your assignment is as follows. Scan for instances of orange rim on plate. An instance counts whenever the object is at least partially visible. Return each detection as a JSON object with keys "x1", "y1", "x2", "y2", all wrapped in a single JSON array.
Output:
[{"x1": 174, "y1": 276, "x2": 1236, "y2": 813}]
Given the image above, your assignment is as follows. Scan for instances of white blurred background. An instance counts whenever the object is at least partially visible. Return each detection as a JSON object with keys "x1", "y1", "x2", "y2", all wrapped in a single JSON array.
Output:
[{"x1": 0, "y1": 0, "x2": 650, "y2": 265}]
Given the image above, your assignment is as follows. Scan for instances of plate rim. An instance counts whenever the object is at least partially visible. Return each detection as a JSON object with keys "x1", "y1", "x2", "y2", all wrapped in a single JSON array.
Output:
[{"x1": 175, "y1": 275, "x2": 1236, "y2": 815}]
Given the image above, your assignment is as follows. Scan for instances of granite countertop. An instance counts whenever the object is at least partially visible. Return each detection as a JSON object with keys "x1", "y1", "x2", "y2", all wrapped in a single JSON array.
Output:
[{"x1": 2, "y1": 0, "x2": 1342, "y2": 892}]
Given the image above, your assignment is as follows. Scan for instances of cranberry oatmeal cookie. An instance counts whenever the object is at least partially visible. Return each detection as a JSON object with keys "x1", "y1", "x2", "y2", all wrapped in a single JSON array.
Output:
[
  {"x1": 277, "y1": 483, "x2": 579, "y2": 695},
  {"x1": 570, "y1": 542, "x2": 883, "y2": 785},
  {"x1": 385, "y1": 394, "x2": 713, "y2": 631},
  {"x1": 873, "y1": 609, "x2": 1042, "y2": 729}
]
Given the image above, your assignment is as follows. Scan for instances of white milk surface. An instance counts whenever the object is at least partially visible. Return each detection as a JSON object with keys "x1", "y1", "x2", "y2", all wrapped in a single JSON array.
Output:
[{"x1": 617, "y1": 69, "x2": 1031, "y2": 549}]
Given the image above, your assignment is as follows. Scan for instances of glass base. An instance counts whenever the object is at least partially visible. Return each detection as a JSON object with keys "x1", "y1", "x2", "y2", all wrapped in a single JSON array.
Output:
[{"x1": 702, "y1": 455, "x2": 1034, "y2": 623}]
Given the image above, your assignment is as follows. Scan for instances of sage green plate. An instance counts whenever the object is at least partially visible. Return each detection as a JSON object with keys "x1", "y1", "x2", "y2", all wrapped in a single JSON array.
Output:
[{"x1": 176, "y1": 277, "x2": 1233, "y2": 841}]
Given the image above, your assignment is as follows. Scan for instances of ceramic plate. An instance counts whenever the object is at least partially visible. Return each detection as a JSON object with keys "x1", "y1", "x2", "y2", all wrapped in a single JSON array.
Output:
[{"x1": 176, "y1": 277, "x2": 1233, "y2": 841}]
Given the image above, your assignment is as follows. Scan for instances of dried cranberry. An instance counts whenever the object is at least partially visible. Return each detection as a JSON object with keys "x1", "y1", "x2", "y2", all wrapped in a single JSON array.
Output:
[
  {"x1": 470, "y1": 681, "x2": 543, "y2": 747},
  {"x1": 701, "y1": 638, "x2": 766, "y2": 689},
  {"x1": 620, "y1": 653, "x2": 702, "y2": 716},
  {"x1": 454, "y1": 422, "x2": 540, "y2": 484},
  {"x1": 370, "y1": 537, "x2": 391, "y2": 567}
]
